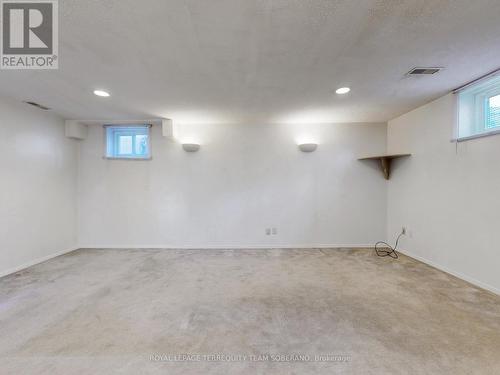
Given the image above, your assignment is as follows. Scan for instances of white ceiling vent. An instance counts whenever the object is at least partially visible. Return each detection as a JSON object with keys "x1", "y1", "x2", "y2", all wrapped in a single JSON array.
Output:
[{"x1": 406, "y1": 67, "x2": 443, "y2": 76}]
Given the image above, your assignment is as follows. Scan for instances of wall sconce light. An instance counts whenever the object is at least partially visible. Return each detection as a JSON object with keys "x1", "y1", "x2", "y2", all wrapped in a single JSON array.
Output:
[
  {"x1": 182, "y1": 143, "x2": 200, "y2": 152},
  {"x1": 298, "y1": 143, "x2": 318, "y2": 152}
]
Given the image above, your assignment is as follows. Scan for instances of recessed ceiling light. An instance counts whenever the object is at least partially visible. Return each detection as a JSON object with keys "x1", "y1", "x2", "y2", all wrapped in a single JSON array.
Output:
[
  {"x1": 93, "y1": 90, "x2": 110, "y2": 97},
  {"x1": 336, "y1": 87, "x2": 350, "y2": 95}
]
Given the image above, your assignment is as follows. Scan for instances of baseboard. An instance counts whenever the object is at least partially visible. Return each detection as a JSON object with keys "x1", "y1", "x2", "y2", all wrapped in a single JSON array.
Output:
[
  {"x1": 78, "y1": 243, "x2": 375, "y2": 250},
  {"x1": 398, "y1": 249, "x2": 500, "y2": 296},
  {"x1": 0, "y1": 247, "x2": 78, "y2": 279}
]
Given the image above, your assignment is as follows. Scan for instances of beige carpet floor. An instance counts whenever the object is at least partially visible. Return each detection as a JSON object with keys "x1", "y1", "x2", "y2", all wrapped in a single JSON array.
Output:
[{"x1": 1, "y1": 248, "x2": 499, "y2": 374}]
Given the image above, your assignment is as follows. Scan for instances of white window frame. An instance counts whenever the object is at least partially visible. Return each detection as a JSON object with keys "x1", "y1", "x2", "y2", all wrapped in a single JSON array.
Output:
[
  {"x1": 454, "y1": 71, "x2": 500, "y2": 142},
  {"x1": 103, "y1": 124, "x2": 152, "y2": 160}
]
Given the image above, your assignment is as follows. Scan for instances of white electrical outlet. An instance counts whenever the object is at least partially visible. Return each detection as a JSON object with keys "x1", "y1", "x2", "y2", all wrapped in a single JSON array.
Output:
[
  {"x1": 265, "y1": 228, "x2": 271, "y2": 235},
  {"x1": 272, "y1": 227, "x2": 277, "y2": 235}
]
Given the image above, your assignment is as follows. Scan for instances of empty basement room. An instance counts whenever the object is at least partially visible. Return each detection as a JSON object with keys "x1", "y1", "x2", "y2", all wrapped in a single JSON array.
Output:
[{"x1": 2, "y1": 1, "x2": 500, "y2": 374}]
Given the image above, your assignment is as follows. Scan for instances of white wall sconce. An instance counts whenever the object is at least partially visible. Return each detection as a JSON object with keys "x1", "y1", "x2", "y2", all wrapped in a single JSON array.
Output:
[
  {"x1": 298, "y1": 143, "x2": 318, "y2": 152},
  {"x1": 182, "y1": 143, "x2": 200, "y2": 152}
]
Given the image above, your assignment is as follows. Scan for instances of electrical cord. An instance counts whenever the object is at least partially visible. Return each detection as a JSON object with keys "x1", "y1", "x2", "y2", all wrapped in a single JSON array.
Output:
[{"x1": 374, "y1": 230, "x2": 404, "y2": 259}]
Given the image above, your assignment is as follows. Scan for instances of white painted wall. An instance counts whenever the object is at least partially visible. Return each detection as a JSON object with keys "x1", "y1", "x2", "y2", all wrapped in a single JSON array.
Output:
[
  {"x1": 387, "y1": 94, "x2": 500, "y2": 294},
  {"x1": 0, "y1": 96, "x2": 78, "y2": 277},
  {"x1": 78, "y1": 122, "x2": 387, "y2": 248},
  {"x1": 3, "y1": 85, "x2": 499, "y2": 297}
]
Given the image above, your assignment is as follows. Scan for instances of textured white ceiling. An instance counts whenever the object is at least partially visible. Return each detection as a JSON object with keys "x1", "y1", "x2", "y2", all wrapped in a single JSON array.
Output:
[{"x1": 1, "y1": 0, "x2": 500, "y2": 124}]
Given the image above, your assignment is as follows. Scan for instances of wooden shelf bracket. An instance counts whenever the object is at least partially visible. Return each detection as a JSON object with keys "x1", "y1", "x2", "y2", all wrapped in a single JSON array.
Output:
[{"x1": 358, "y1": 154, "x2": 411, "y2": 180}]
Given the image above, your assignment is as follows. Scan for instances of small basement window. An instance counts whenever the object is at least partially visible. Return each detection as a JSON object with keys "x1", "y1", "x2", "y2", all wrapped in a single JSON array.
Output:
[
  {"x1": 456, "y1": 74, "x2": 500, "y2": 140},
  {"x1": 486, "y1": 94, "x2": 500, "y2": 129},
  {"x1": 105, "y1": 125, "x2": 151, "y2": 159}
]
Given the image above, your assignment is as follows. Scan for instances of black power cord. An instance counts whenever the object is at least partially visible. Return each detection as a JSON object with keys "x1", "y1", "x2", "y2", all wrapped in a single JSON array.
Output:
[{"x1": 374, "y1": 230, "x2": 405, "y2": 259}]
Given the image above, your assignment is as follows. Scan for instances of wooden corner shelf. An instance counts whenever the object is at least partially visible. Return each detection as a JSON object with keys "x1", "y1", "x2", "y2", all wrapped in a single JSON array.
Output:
[{"x1": 358, "y1": 153, "x2": 411, "y2": 180}]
